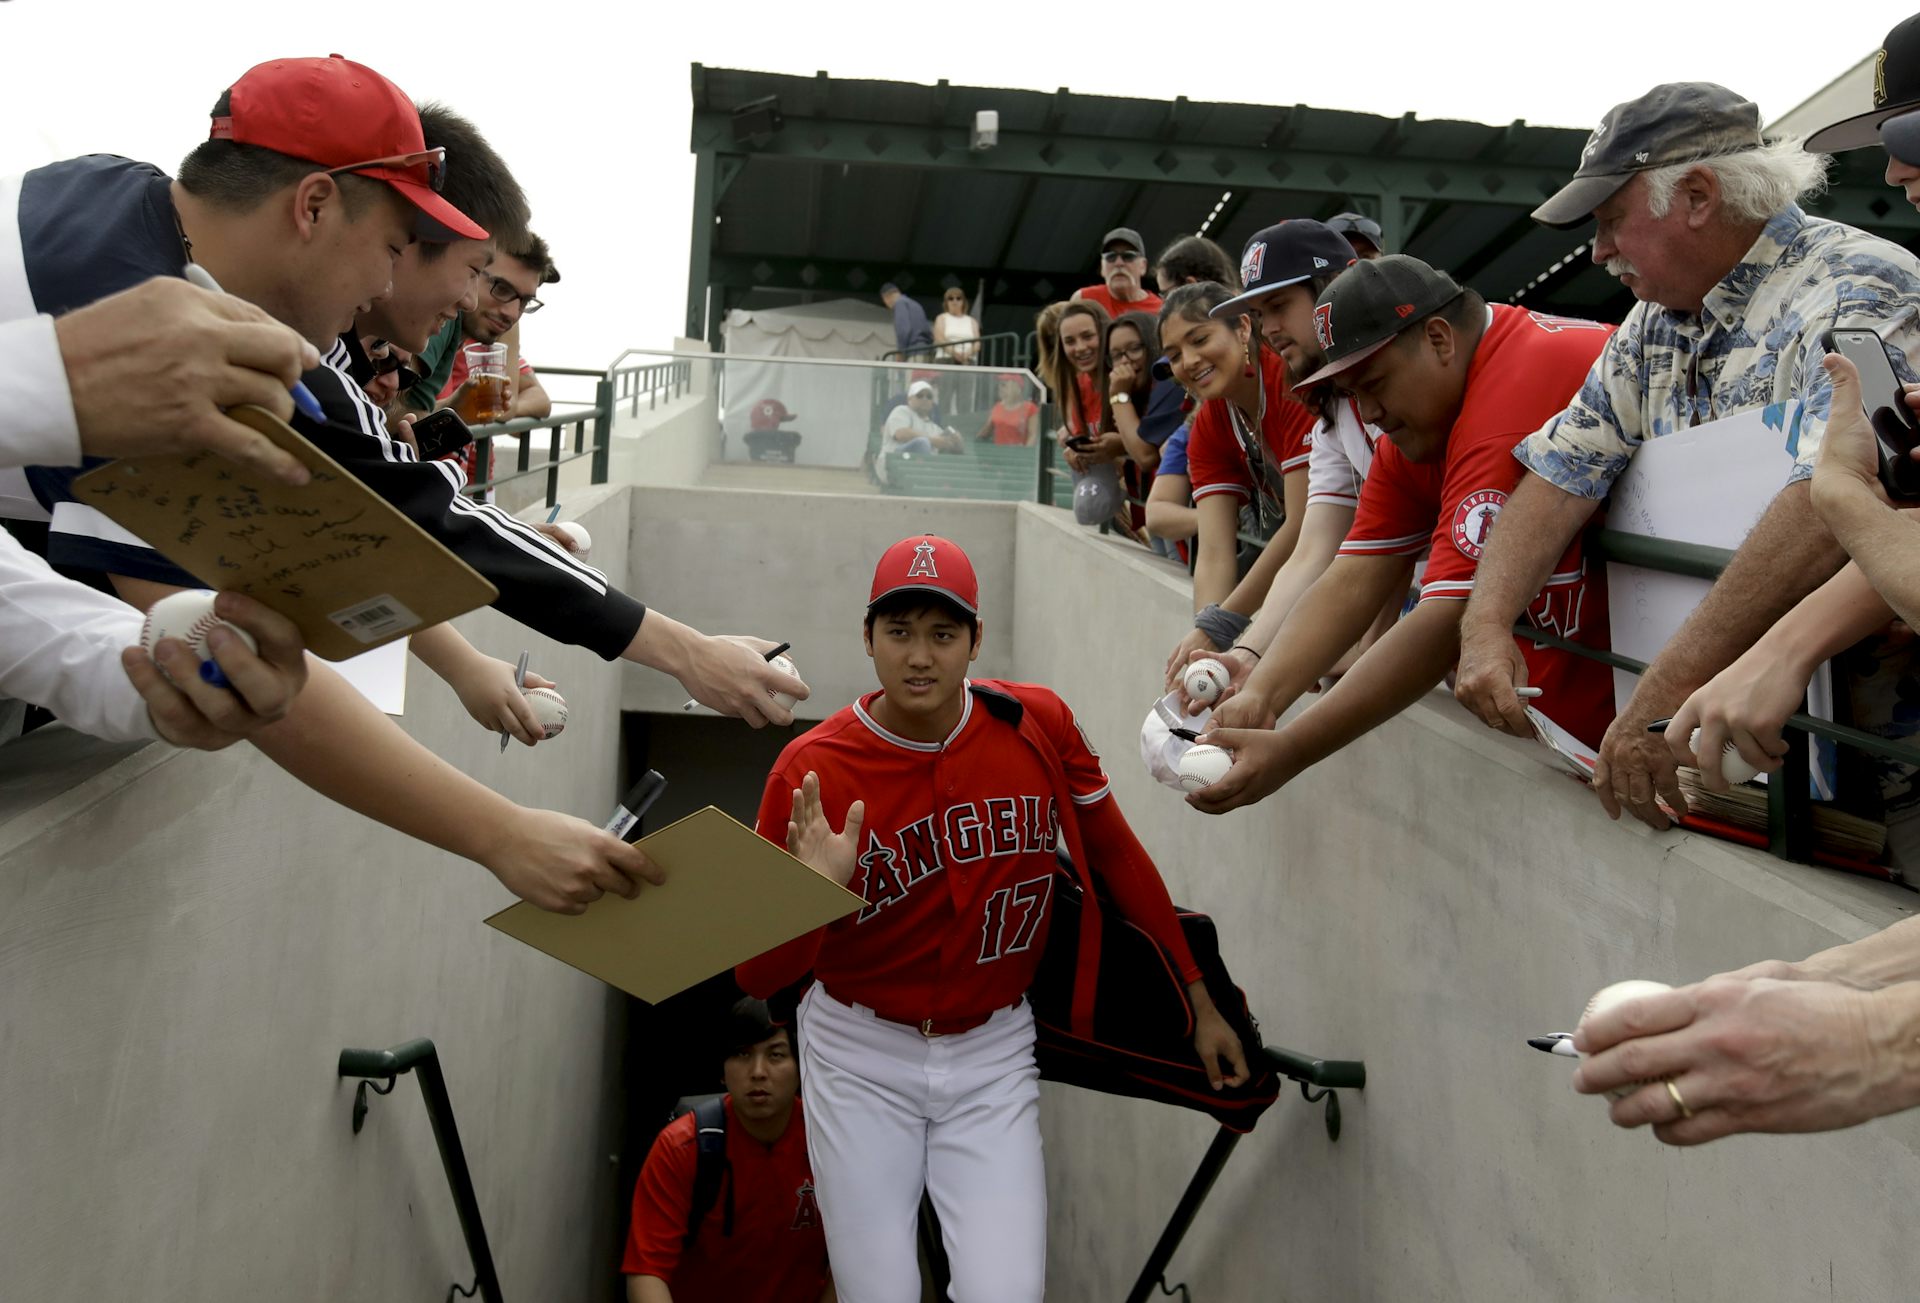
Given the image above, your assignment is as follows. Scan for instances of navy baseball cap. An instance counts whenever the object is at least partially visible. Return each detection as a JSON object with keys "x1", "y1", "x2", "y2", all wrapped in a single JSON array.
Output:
[
  {"x1": 1806, "y1": 15, "x2": 1920, "y2": 161},
  {"x1": 1292, "y1": 256, "x2": 1466, "y2": 390},
  {"x1": 1533, "y1": 83, "x2": 1762, "y2": 228},
  {"x1": 1209, "y1": 220, "x2": 1358, "y2": 318}
]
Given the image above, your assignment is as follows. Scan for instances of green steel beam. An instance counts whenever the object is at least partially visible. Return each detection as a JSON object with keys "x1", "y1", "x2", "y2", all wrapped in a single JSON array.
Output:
[
  {"x1": 686, "y1": 150, "x2": 717, "y2": 339},
  {"x1": 692, "y1": 109, "x2": 1576, "y2": 207}
]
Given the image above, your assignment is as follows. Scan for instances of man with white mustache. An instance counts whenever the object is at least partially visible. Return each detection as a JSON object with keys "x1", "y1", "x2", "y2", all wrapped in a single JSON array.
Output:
[{"x1": 1450, "y1": 81, "x2": 1920, "y2": 834}]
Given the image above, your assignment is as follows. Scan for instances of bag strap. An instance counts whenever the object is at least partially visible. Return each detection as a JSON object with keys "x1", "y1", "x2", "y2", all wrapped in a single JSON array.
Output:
[
  {"x1": 969, "y1": 684, "x2": 1104, "y2": 1038},
  {"x1": 683, "y1": 1096, "x2": 734, "y2": 1251}
]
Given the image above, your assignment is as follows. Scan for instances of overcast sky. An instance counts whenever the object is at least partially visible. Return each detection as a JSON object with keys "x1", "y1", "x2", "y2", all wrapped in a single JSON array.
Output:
[{"x1": 2, "y1": 0, "x2": 1910, "y2": 377}]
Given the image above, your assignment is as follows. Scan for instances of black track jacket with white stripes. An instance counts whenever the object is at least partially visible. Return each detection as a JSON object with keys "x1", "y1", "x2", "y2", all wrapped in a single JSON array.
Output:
[{"x1": 3, "y1": 156, "x2": 646, "y2": 660}]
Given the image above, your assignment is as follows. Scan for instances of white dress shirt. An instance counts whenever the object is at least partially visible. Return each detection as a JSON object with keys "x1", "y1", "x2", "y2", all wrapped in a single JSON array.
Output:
[{"x1": 0, "y1": 317, "x2": 154, "y2": 742}]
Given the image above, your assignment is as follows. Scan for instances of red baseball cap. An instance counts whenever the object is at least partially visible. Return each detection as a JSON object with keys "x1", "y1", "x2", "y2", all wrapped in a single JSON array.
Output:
[
  {"x1": 210, "y1": 55, "x2": 487, "y2": 242},
  {"x1": 868, "y1": 535, "x2": 979, "y2": 616}
]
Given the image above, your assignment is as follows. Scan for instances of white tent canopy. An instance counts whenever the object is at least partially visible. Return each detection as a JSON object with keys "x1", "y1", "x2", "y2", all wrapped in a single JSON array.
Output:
[{"x1": 718, "y1": 299, "x2": 899, "y2": 467}]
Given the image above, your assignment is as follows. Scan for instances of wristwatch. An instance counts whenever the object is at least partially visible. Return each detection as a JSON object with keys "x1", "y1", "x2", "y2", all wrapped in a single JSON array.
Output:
[{"x1": 1112, "y1": 393, "x2": 1132, "y2": 406}]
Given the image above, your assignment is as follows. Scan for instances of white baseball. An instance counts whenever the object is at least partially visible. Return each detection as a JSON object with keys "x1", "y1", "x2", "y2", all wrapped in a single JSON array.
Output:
[
  {"x1": 523, "y1": 685, "x2": 568, "y2": 740},
  {"x1": 554, "y1": 521, "x2": 592, "y2": 561},
  {"x1": 769, "y1": 654, "x2": 800, "y2": 712},
  {"x1": 1184, "y1": 658, "x2": 1230, "y2": 704},
  {"x1": 1689, "y1": 727, "x2": 1759, "y2": 784},
  {"x1": 1579, "y1": 979, "x2": 1674, "y2": 1100},
  {"x1": 1177, "y1": 743, "x2": 1233, "y2": 792},
  {"x1": 140, "y1": 589, "x2": 257, "y2": 688}
]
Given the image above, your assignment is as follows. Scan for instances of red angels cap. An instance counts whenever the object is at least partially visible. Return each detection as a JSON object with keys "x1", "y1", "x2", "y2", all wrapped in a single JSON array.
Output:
[
  {"x1": 210, "y1": 55, "x2": 488, "y2": 242},
  {"x1": 868, "y1": 535, "x2": 979, "y2": 615}
]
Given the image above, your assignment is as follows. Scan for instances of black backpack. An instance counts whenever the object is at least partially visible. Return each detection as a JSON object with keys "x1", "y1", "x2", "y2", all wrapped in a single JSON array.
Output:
[{"x1": 674, "y1": 1095, "x2": 734, "y2": 1252}]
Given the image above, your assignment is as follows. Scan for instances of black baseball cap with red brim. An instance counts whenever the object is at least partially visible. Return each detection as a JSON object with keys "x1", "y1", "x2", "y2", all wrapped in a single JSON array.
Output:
[
  {"x1": 212, "y1": 55, "x2": 487, "y2": 242},
  {"x1": 1292, "y1": 255, "x2": 1465, "y2": 391},
  {"x1": 1806, "y1": 15, "x2": 1920, "y2": 164}
]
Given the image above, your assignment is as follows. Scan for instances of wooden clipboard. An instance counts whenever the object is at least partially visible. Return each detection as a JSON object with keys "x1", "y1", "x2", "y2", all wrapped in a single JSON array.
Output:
[
  {"x1": 72, "y1": 405, "x2": 498, "y2": 660},
  {"x1": 484, "y1": 806, "x2": 863, "y2": 1004}
]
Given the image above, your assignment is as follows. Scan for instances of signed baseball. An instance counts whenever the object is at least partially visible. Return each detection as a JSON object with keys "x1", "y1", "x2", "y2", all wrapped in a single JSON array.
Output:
[
  {"x1": 553, "y1": 521, "x2": 592, "y2": 561},
  {"x1": 524, "y1": 685, "x2": 569, "y2": 740},
  {"x1": 1690, "y1": 727, "x2": 1760, "y2": 784},
  {"x1": 1184, "y1": 657, "x2": 1230, "y2": 704},
  {"x1": 140, "y1": 589, "x2": 257, "y2": 689},
  {"x1": 1177, "y1": 744, "x2": 1233, "y2": 793}
]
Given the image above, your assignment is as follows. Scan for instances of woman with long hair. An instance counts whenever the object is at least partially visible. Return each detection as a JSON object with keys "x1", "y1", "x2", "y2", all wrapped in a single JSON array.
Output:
[
  {"x1": 933, "y1": 286, "x2": 981, "y2": 365},
  {"x1": 1155, "y1": 281, "x2": 1316, "y2": 690}
]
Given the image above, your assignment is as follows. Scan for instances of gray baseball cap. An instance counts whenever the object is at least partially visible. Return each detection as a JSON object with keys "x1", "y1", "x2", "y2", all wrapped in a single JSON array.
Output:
[
  {"x1": 1532, "y1": 83, "x2": 1763, "y2": 229},
  {"x1": 1326, "y1": 212, "x2": 1385, "y2": 248},
  {"x1": 1101, "y1": 226, "x2": 1146, "y2": 254}
]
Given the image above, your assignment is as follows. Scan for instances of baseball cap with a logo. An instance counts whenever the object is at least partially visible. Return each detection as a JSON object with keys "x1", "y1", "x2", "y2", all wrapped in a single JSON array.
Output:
[
  {"x1": 1531, "y1": 82, "x2": 1762, "y2": 229},
  {"x1": 1806, "y1": 15, "x2": 1920, "y2": 163},
  {"x1": 868, "y1": 535, "x2": 980, "y2": 615},
  {"x1": 1209, "y1": 219, "x2": 1359, "y2": 318},
  {"x1": 1292, "y1": 255, "x2": 1466, "y2": 390},
  {"x1": 211, "y1": 55, "x2": 487, "y2": 242}
]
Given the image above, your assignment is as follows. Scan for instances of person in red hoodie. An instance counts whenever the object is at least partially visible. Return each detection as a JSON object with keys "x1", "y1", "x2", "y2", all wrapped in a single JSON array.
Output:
[{"x1": 737, "y1": 534, "x2": 1246, "y2": 1303}]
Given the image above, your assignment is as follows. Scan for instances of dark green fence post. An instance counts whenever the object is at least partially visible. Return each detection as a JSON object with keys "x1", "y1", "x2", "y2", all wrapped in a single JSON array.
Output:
[{"x1": 592, "y1": 376, "x2": 614, "y2": 484}]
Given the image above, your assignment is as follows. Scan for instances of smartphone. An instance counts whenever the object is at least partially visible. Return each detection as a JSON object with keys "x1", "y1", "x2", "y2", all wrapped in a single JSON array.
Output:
[
  {"x1": 410, "y1": 408, "x2": 475, "y2": 461},
  {"x1": 1818, "y1": 326, "x2": 1920, "y2": 499},
  {"x1": 1065, "y1": 434, "x2": 1096, "y2": 451}
]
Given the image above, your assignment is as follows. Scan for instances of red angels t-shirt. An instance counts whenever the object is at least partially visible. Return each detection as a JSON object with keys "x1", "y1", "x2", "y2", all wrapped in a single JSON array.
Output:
[
  {"x1": 1184, "y1": 348, "x2": 1316, "y2": 509},
  {"x1": 737, "y1": 680, "x2": 1198, "y2": 1022},
  {"x1": 1074, "y1": 285, "x2": 1164, "y2": 321},
  {"x1": 621, "y1": 1095, "x2": 828, "y2": 1303},
  {"x1": 989, "y1": 399, "x2": 1038, "y2": 445},
  {"x1": 1339, "y1": 304, "x2": 1617, "y2": 746}
]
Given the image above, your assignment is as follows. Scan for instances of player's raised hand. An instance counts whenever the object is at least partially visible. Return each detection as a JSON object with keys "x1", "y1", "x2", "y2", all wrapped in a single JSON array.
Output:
[
  {"x1": 1188, "y1": 982, "x2": 1251, "y2": 1090},
  {"x1": 786, "y1": 771, "x2": 863, "y2": 888},
  {"x1": 481, "y1": 807, "x2": 663, "y2": 914}
]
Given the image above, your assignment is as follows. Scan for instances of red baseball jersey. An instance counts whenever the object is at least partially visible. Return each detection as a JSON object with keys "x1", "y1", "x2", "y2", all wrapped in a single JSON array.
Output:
[
  {"x1": 1073, "y1": 284, "x2": 1165, "y2": 321},
  {"x1": 736, "y1": 680, "x2": 1201, "y2": 1022},
  {"x1": 622, "y1": 1095, "x2": 828, "y2": 1303},
  {"x1": 1339, "y1": 304, "x2": 1617, "y2": 747},
  {"x1": 1185, "y1": 349, "x2": 1316, "y2": 509}
]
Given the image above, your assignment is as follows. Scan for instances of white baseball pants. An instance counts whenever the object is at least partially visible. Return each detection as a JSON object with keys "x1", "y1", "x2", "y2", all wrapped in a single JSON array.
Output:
[{"x1": 796, "y1": 983, "x2": 1046, "y2": 1302}]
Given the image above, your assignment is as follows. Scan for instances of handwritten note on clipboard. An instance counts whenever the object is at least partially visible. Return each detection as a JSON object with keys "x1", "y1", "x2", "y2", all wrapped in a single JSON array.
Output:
[
  {"x1": 72, "y1": 404, "x2": 497, "y2": 661},
  {"x1": 485, "y1": 806, "x2": 864, "y2": 1004}
]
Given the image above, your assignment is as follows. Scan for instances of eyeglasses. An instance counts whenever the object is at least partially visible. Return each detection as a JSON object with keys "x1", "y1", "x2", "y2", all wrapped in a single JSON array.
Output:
[
  {"x1": 326, "y1": 145, "x2": 447, "y2": 192},
  {"x1": 1102, "y1": 249, "x2": 1145, "y2": 264},
  {"x1": 487, "y1": 275, "x2": 545, "y2": 314}
]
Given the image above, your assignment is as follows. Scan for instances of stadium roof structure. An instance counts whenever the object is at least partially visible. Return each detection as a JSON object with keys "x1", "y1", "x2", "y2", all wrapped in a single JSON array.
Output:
[{"x1": 686, "y1": 65, "x2": 1920, "y2": 343}]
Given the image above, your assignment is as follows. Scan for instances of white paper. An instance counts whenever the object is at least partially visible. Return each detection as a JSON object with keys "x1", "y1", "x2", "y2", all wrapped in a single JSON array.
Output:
[{"x1": 330, "y1": 638, "x2": 409, "y2": 716}]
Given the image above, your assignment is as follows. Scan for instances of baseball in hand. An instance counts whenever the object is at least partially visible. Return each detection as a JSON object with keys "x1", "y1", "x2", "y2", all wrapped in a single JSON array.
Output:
[
  {"x1": 554, "y1": 521, "x2": 592, "y2": 561},
  {"x1": 141, "y1": 589, "x2": 257, "y2": 690},
  {"x1": 1689, "y1": 727, "x2": 1759, "y2": 784},
  {"x1": 769, "y1": 654, "x2": 800, "y2": 712},
  {"x1": 523, "y1": 685, "x2": 569, "y2": 740},
  {"x1": 1184, "y1": 658, "x2": 1230, "y2": 704},
  {"x1": 1579, "y1": 979, "x2": 1674, "y2": 1100},
  {"x1": 1177, "y1": 744, "x2": 1232, "y2": 793}
]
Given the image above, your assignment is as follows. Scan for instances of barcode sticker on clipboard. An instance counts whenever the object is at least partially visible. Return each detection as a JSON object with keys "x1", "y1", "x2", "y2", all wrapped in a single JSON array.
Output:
[{"x1": 329, "y1": 594, "x2": 422, "y2": 643}]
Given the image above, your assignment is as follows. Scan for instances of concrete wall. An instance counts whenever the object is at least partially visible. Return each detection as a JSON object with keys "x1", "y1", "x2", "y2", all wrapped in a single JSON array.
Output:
[
  {"x1": 0, "y1": 492, "x2": 639, "y2": 1303},
  {"x1": 606, "y1": 342, "x2": 720, "y2": 491},
  {"x1": 1007, "y1": 503, "x2": 1920, "y2": 1303}
]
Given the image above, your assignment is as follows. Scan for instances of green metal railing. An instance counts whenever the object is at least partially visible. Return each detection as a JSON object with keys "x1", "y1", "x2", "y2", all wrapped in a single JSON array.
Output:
[
  {"x1": 458, "y1": 367, "x2": 614, "y2": 508},
  {"x1": 880, "y1": 331, "x2": 1024, "y2": 369},
  {"x1": 606, "y1": 350, "x2": 695, "y2": 417}
]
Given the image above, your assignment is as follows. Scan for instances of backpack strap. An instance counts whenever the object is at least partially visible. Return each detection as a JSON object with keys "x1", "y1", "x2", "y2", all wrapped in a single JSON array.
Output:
[
  {"x1": 682, "y1": 1096, "x2": 734, "y2": 1251},
  {"x1": 969, "y1": 684, "x2": 1104, "y2": 1038}
]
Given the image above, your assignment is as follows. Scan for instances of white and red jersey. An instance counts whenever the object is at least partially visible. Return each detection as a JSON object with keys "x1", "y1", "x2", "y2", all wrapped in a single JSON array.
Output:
[
  {"x1": 1304, "y1": 397, "x2": 1383, "y2": 510},
  {"x1": 737, "y1": 679, "x2": 1200, "y2": 1024},
  {"x1": 1185, "y1": 349, "x2": 1316, "y2": 511},
  {"x1": 1338, "y1": 305, "x2": 1618, "y2": 747}
]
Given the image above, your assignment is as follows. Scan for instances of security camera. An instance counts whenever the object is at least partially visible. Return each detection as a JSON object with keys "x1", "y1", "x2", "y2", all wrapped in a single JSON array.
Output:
[{"x1": 970, "y1": 109, "x2": 999, "y2": 152}]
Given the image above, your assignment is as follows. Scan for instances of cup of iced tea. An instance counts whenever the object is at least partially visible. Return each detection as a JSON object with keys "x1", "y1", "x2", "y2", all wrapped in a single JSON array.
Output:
[{"x1": 460, "y1": 343, "x2": 512, "y2": 424}]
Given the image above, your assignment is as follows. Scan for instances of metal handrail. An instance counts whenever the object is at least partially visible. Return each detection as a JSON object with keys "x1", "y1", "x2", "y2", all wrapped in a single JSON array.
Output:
[
  {"x1": 338, "y1": 1039, "x2": 502, "y2": 1303},
  {"x1": 461, "y1": 378, "x2": 613, "y2": 507},
  {"x1": 880, "y1": 331, "x2": 1023, "y2": 367}
]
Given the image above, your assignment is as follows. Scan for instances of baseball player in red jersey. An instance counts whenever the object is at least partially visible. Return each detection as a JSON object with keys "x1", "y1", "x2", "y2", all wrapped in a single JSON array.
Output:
[
  {"x1": 1186, "y1": 255, "x2": 1618, "y2": 815},
  {"x1": 1158, "y1": 281, "x2": 1320, "y2": 693},
  {"x1": 737, "y1": 535, "x2": 1248, "y2": 1302}
]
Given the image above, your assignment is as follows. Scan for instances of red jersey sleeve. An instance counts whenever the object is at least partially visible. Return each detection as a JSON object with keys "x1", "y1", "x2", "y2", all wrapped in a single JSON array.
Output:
[
  {"x1": 1273, "y1": 392, "x2": 1315, "y2": 475},
  {"x1": 1184, "y1": 400, "x2": 1250, "y2": 502},
  {"x1": 1414, "y1": 424, "x2": 1532, "y2": 602},
  {"x1": 1338, "y1": 440, "x2": 1434, "y2": 559},
  {"x1": 735, "y1": 762, "x2": 827, "y2": 997},
  {"x1": 622, "y1": 1118, "x2": 697, "y2": 1278}
]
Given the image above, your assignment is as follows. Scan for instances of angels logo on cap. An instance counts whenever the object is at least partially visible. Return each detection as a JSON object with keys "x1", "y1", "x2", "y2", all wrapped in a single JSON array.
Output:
[
  {"x1": 1452, "y1": 489, "x2": 1507, "y2": 560},
  {"x1": 1240, "y1": 242, "x2": 1267, "y2": 286},
  {"x1": 1312, "y1": 303, "x2": 1335, "y2": 351},
  {"x1": 869, "y1": 534, "x2": 980, "y2": 614}
]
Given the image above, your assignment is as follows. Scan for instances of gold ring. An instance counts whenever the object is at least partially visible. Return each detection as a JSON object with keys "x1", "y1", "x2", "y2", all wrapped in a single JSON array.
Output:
[{"x1": 1665, "y1": 1079, "x2": 1694, "y2": 1120}]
